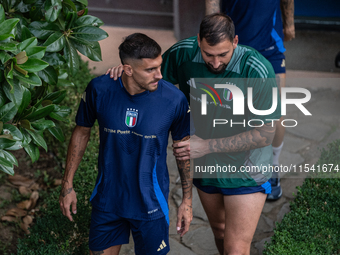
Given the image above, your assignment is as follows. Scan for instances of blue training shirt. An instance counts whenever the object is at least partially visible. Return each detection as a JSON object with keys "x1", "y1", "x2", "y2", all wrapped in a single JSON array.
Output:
[
  {"x1": 76, "y1": 74, "x2": 190, "y2": 222},
  {"x1": 222, "y1": 0, "x2": 286, "y2": 60}
]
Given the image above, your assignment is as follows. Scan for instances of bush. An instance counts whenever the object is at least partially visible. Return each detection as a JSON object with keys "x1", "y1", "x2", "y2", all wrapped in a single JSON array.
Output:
[
  {"x1": 263, "y1": 140, "x2": 340, "y2": 255},
  {"x1": 0, "y1": 0, "x2": 107, "y2": 175},
  {"x1": 16, "y1": 59, "x2": 98, "y2": 255}
]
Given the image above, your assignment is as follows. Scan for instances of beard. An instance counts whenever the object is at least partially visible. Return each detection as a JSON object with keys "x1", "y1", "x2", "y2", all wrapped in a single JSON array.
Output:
[{"x1": 206, "y1": 62, "x2": 227, "y2": 74}]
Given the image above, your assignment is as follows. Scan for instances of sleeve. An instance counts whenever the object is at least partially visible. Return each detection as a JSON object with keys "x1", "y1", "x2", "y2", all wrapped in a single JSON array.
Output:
[
  {"x1": 245, "y1": 54, "x2": 282, "y2": 123},
  {"x1": 170, "y1": 94, "x2": 192, "y2": 141},
  {"x1": 75, "y1": 80, "x2": 97, "y2": 127}
]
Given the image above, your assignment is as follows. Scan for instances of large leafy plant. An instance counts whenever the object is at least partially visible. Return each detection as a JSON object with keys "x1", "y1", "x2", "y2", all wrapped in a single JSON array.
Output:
[{"x1": 0, "y1": 0, "x2": 108, "y2": 175}]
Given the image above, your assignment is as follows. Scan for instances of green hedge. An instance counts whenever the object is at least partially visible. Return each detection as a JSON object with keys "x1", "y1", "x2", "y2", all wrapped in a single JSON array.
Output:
[
  {"x1": 264, "y1": 140, "x2": 340, "y2": 255},
  {"x1": 16, "y1": 59, "x2": 97, "y2": 255}
]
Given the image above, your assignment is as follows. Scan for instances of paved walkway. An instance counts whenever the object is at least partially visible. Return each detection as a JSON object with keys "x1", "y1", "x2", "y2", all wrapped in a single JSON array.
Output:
[{"x1": 84, "y1": 26, "x2": 340, "y2": 255}]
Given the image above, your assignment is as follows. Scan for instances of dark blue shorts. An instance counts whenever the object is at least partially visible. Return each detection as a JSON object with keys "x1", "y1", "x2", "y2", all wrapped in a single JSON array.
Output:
[
  {"x1": 268, "y1": 57, "x2": 286, "y2": 74},
  {"x1": 193, "y1": 179, "x2": 271, "y2": 195},
  {"x1": 89, "y1": 207, "x2": 170, "y2": 255}
]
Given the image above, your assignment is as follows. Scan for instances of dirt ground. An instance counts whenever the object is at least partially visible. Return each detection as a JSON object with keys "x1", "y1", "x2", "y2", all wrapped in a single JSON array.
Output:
[{"x1": 0, "y1": 149, "x2": 62, "y2": 254}]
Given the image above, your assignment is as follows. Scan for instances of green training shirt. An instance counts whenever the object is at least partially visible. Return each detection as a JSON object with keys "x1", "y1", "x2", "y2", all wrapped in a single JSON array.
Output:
[{"x1": 161, "y1": 36, "x2": 281, "y2": 189}]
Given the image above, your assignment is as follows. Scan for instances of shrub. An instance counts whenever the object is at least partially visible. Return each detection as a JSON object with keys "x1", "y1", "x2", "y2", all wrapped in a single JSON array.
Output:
[
  {"x1": 16, "y1": 58, "x2": 98, "y2": 255},
  {"x1": 263, "y1": 140, "x2": 340, "y2": 255},
  {"x1": 0, "y1": 0, "x2": 107, "y2": 175}
]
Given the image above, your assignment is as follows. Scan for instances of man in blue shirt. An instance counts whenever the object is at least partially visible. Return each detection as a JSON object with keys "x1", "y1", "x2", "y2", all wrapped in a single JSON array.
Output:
[
  {"x1": 59, "y1": 33, "x2": 192, "y2": 255},
  {"x1": 206, "y1": 0, "x2": 295, "y2": 200}
]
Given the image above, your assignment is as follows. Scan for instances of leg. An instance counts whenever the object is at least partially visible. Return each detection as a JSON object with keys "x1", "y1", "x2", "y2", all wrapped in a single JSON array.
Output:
[
  {"x1": 90, "y1": 245, "x2": 122, "y2": 255},
  {"x1": 268, "y1": 72, "x2": 285, "y2": 200},
  {"x1": 197, "y1": 189, "x2": 225, "y2": 254},
  {"x1": 272, "y1": 73, "x2": 285, "y2": 148}
]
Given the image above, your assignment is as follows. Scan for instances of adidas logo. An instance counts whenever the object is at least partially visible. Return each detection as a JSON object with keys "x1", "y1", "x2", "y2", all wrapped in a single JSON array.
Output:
[
  {"x1": 157, "y1": 240, "x2": 167, "y2": 251},
  {"x1": 186, "y1": 78, "x2": 196, "y2": 88}
]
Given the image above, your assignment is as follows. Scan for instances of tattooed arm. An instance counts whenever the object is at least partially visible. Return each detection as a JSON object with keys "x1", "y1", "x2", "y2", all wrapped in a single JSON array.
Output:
[
  {"x1": 59, "y1": 125, "x2": 91, "y2": 221},
  {"x1": 174, "y1": 123, "x2": 276, "y2": 159},
  {"x1": 205, "y1": 0, "x2": 220, "y2": 15},
  {"x1": 173, "y1": 135, "x2": 193, "y2": 237},
  {"x1": 280, "y1": 0, "x2": 295, "y2": 41}
]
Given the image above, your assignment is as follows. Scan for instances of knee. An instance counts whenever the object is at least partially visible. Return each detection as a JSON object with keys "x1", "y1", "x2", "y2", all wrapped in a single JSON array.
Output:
[{"x1": 210, "y1": 223, "x2": 225, "y2": 240}]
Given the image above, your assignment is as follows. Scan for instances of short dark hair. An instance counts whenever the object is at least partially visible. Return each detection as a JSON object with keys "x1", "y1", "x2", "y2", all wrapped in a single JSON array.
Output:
[
  {"x1": 119, "y1": 33, "x2": 161, "y2": 64},
  {"x1": 199, "y1": 13, "x2": 235, "y2": 46}
]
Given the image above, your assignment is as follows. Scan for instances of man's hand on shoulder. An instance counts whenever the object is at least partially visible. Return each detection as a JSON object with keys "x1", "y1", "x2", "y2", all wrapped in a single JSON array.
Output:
[
  {"x1": 59, "y1": 179, "x2": 77, "y2": 222},
  {"x1": 105, "y1": 64, "x2": 124, "y2": 80}
]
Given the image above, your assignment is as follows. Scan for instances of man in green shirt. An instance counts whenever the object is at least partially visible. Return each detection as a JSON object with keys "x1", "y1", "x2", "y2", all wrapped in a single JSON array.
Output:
[{"x1": 107, "y1": 13, "x2": 281, "y2": 255}]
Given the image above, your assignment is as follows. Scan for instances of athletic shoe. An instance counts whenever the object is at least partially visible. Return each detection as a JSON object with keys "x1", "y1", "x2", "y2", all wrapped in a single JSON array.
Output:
[{"x1": 266, "y1": 168, "x2": 282, "y2": 201}]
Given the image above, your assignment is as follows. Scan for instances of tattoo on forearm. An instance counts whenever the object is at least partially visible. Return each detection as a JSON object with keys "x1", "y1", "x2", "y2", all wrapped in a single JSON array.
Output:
[
  {"x1": 280, "y1": 0, "x2": 294, "y2": 27},
  {"x1": 209, "y1": 123, "x2": 276, "y2": 153},
  {"x1": 61, "y1": 187, "x2": 73, "y2": 197},
  {"x1": 174, "y1": 136, "x2": 193, "y2": 200},
  {"x1": 92, "y1": 251, "x2": 104, "y2": 255},
  {"x1": 206, "y1": 0, "x2": 220, "y2": 15}
]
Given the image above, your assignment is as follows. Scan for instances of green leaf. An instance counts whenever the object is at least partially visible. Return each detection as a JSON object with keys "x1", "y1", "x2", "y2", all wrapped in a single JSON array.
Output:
[
  {"x1": 0, "y1": 121, "x2": 2, "y2": 133},
  {"x1": 26, "y1": 104, "x2": 55, "y2": 122},
  {"x1": 13, "y1": 69, "x2": 42, "y2": 86},
  {"x1": 17, "y1": 88, "x2": 31, "y2": 115},
  {"x1": 0, "y1": 19, "x2": 20, "y2": 35},
  {"x1": 72, "y1": 26, "x2": 108, "y2": 42},
  {"x1": 29, "y1": 0, "x2": 45, "y2": 21},
  {"x1": 26, "y1": 129, "x2": 47, "y2": 151},
  {"x1": 0, "y1": 102, "x2": 18, "y2": 123},
  {"x1": 25, "y1": 46, "x2": 46, "y2": 59},
  {"x1": 0, "y1": 89, "x2": 6, "y2": 108},
  {"x1": 57, "y1": 79, "x2": 74, "y2": 87},
  {"x1": 17, "y1": 58, "x2": 49, "y2": 73},
  {"x1": 20, "y1": 26, "x2": 33, "y2": 41},
  {"x1": 0, "y1": 34, "x2": 14, "y2": 41},
  {"x1": 28, "y1": 21, "x2": 60, "y2": 40},
  {"x1": 76, "y1": 0, "x2": 88, "y2": 6},
  {"x1": 64, "y1": 38, "x2": 79, "y2": 76},
  {"x1": 17, "y1": 1, "x2": 34, "y2": 12},
  {"x1": 0, "y1": 149, "x2": 18, "y2": 166},
  {"x1": 74, "y1": 15, "x2": 104, "y2": 28},
  {"x1": 20, "y1": 127, "x2": 32, "y2": 146},
  {"x1": 24, "y1": 142, "x2": 39, "y2": 163},
  {"x1": 20, "y1": 119, "x2": 32, "y2": 130},
  {"x1": 0, "y1": 155, "x2": 13, "y2": 168},
  {"x1": 44, "y1": 0, "x2": 62, "y2": 23},
  {"x1": 24, "y1": 0, "x2": 38, "y2": 4},
  {"x1": 5, "y1": 140, "x2": 23, "y2": 151},
  {"x1": 43, "y1": 31, "x2": 65, "y2": 52},
  {"x1": 3, "y1": 79, "x2": 24, "y2": 108},
  {"x1": 43, "y1": 90, "x2": 66, "y2": 103},
  {"x1": 2, "y1": 124, "x2": 23, "y2": 141},
  {"x1": 0, "y1": 5, "x2": 5, "y2": 24},
  {"x1": 0, "y1": 51, "x2": 12, "y2": 64},
  {"x1": 18, "y1": 37, "x2": 37, "y2": 51},
  {"x1": 41, "y1": 100, "x2": 52, "y2": 107},
  {"x1": 42, "y1": 52, "x2": 65, "y2": 66},
  {"x1": 48, "y1": 124, "x2": 64, "y2": 142},
  {"x1": 0, "y1": 42, "x2": 17, "y2": 51},
  {"x1": 0, "y1": 138, "x2": 16, "y2": 149},
  {"x1": 65, "y1": 11, "x2": 77, "y2": 30},
  {"x1": 0, "y1": 163, "x2": 14, "y2": 175},
  {"x1": 15, "y1": 51, "x2": 28, "y2": 64},
  {"x1": 52, "y1": 105, "x2": 71, "y2": 117},
  {"x1": 70, "y1": 37, "x2": 102, "y2": 61},
  {"x1": 31, "y1": 119, "x2": 55, "y2": 130},
  {"x1": 62, "y1": 0, "x2": 77, "y2": 12},
  {"x1": 38, "y1": 66, "x2": 58, "y2": 85}
]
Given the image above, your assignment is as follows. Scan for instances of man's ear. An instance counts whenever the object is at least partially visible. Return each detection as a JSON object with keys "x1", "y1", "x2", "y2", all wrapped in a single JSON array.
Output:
[
  {"x1": 123, "y1": 64, "x2": 133, "y2": 76},
  {"x1": 233, "y1": 35, "x2": 239, "y2": 49},
  {"x1": 197, "y1": 33, "x2": 201, "y2": 47}
]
